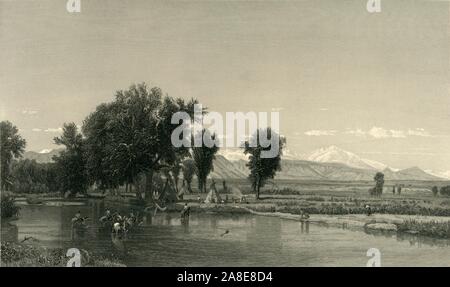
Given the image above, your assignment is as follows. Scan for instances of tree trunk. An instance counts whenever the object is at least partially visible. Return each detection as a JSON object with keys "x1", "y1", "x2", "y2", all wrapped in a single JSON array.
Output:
[
  {"x1": 174, "y1": 176, "x2": 179, "y2": 193},
  {"x1": 145, "y1": 170, "x2": 154, "y2": 202},
  {"x1": 203, "y1": 179, "x2": 207, "y2": 193},
  {"x1": 198, "y1": 178, "x2": 203, "y2": 194},
  {"x1": 134, "y1": 176, "x2": 142, "y2": 200},
  {"x1": 256, "y1": 178, "x2": 261, "y2": 200}
]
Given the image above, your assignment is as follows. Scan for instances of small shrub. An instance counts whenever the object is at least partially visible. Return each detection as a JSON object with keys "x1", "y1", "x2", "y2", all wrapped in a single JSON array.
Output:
[
  {"x1": 440, "y1": 200, "x2": 450, "y2": 206},
  {"x1": 1, "y1": 242, "x2": 125, "y2": 267},
  {"x1": 1, "y1": 192, "x2": 20, "y2": 219},
  {"x1": 440, "y1": 186, "x2": 450, "y2": 197}
]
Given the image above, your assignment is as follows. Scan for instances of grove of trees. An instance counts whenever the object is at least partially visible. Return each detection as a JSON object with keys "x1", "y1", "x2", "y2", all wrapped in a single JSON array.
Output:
[
  {"x1": 1, "y1": 82, "x2": 287, "y2": 201},
  {"x1": 10, "y1": 159, "x2": 59, "y2": 193},
  {"x1": 81, "y1": 83, "x2": 199, "y2": 201}
]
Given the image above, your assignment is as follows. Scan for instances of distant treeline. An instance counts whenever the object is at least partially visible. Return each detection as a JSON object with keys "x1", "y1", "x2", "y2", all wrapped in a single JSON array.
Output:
[{"x1": 8, "y1": 159, "x2": 59, "y2": 194}]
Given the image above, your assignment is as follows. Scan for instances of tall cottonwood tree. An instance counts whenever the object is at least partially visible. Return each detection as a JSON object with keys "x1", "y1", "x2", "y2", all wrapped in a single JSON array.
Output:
[
  {"x1": 53, "y1": 123, "x2": 88, "y2": 196},
  {"x1": 192, "y1": 129, "x2": 219, "y2": 193},
  {"x1": 0, "y1": 121, "x2": 26, "y2": 191},
  {"x1": 244, "y1": 128, "x2": 285, "y2": 200},
  {"x1": 369, "y1": 172, "x2": 385, "y2": 197}
]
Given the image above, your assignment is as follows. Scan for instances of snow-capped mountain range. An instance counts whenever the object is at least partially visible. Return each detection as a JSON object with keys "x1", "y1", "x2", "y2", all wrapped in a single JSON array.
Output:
[
  {"x1": 25, "y1": 146, "x2": 450, "y2": 180},
  {"x1": 217, "y1": 146, "x2": 449, "y2": 180},
  {"x1": 306, "y1": 145, "x2": 391, "y2": 171},
  {"x1": 217, "y1": 148, "x2": 305, "y2": 161},
  {"x1": 219, "y1": 145, "x2": 391, "y2": 170}
]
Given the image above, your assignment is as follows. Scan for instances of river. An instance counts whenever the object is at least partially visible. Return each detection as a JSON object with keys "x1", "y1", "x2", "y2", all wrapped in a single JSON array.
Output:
[{"x1": 2, "y1": 200, "x2": 450, "y2": 267}]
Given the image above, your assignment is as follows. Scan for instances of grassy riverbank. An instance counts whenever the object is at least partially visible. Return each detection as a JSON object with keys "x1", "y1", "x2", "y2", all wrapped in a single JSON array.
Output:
[
  {"x1": 177, "y1": 188, "x2": 450, "y2": 239},
  {"x1": 0, "y1": 242, "x2": 125, "y2": 267},
  {"x1": 397, "y1": 220, "x2": 450, "y2": 238}
]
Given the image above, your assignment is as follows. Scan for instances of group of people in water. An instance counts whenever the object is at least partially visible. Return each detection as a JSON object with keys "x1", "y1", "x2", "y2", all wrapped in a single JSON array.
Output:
[
  {"x1": 71, "y1": 204, "x2": 192, "y2": 237},
  {"x1": 71, "y1": 209, "x2": 140, "y2": 236},
  {"x1": 99, "y1": 209, "x2": 140, "y2": 235}
]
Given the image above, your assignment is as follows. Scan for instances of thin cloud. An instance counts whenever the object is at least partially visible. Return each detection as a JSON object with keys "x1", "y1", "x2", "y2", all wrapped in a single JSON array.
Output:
[
  {"x1": 44, "y1": 127, "x2": 63, "y2": 133},
  {"x1": 22, "y1": 110, "x2": 38, "y2": 115},
  {"x1": 304, "y1": 130, "x2": 337, "y2": 136},
  {"x1": 368, "y1": 127, "x2": 390, "y2": 138},
  {"x1": 345, "y1": 127, "x2": 434, "y2": 138},
  {"x1": 407, "y1": 128, "x2": 431, "y2": 137},
  {"x1": 389, "y1": 130, "x2": 406, "y2": 138},
  {"x1": 271, "y1": 107, "x2": 284, "y2": 112},
  {"x1": 344, "y1": 129, "x2": 365, "y2": 137},
  {"x1": 361, "y1": 151, "x2": 447, "y2": 156}
]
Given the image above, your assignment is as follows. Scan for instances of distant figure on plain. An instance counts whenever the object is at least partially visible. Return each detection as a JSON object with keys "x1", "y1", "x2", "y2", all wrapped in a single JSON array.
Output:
[
  {"x1": 300, "y1": 209, "x2": 310, "y2": 221},
  {"x1": 365, "y1": 205, "x2": 372, "y2": 216}
]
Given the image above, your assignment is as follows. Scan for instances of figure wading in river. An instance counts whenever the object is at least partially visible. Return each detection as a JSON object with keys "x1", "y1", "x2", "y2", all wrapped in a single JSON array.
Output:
[{"x1": 180, "y1": 203, "x2": 190, "y2": 224}]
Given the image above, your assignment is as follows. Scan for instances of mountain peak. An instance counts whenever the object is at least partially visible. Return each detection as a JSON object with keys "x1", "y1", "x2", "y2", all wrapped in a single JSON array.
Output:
[
  {"x1": 315, "y1": 145, "x2": 345, "y2": 153},
  {"x1": 307, "y1": 145, "x2": 387, "y2": 171},
  {"x1": 327, "y1": 145, "x2": 342, "y2": 150},
  {"x1": 24, "y1": 148, "x2": 63, "y2": 163},
  {"x1": 218, "y1": 148, "x2": 248, "y2": 161},
  {"x1": 403, "y1": 166, "x2": 421, "y2": 171}
]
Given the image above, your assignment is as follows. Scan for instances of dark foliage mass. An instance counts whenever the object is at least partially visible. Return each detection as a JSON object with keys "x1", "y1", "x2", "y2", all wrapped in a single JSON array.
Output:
[
  {"x1": 10, "y1": 159, "x2": 59, "y2": 193},
  {"x1": 82, "y1": 83, "x2": 198, "y2": 200},
  {"x1": 1, "y1": 192, "x2": 20, "y2": 218},
  {"x1": 369, "y1": 172, "x2": 384, "y2": 197},
  {"x1": 1, "y1": 121, "x2": 26, "y2": 191},
  {"x1": 192, "y1": 129, "x2": 219, "y2": 193},
  {"x1": 53, "y1": 123, "x2": 88, "y2": 196},
  {"x1": 244, "y1": 128, "x2": 285, "y2": 199}
]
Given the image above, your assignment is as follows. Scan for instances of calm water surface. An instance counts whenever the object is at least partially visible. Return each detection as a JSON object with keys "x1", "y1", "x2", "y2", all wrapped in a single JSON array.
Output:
[{"x1": 2, "y1": 200, "x2": 450, "y2": 267}]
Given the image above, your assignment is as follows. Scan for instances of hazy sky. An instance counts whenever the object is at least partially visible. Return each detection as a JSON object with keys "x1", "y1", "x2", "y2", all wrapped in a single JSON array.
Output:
[{"x1": 0, "y1": 0, "x2": 449, "y2": 172}]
